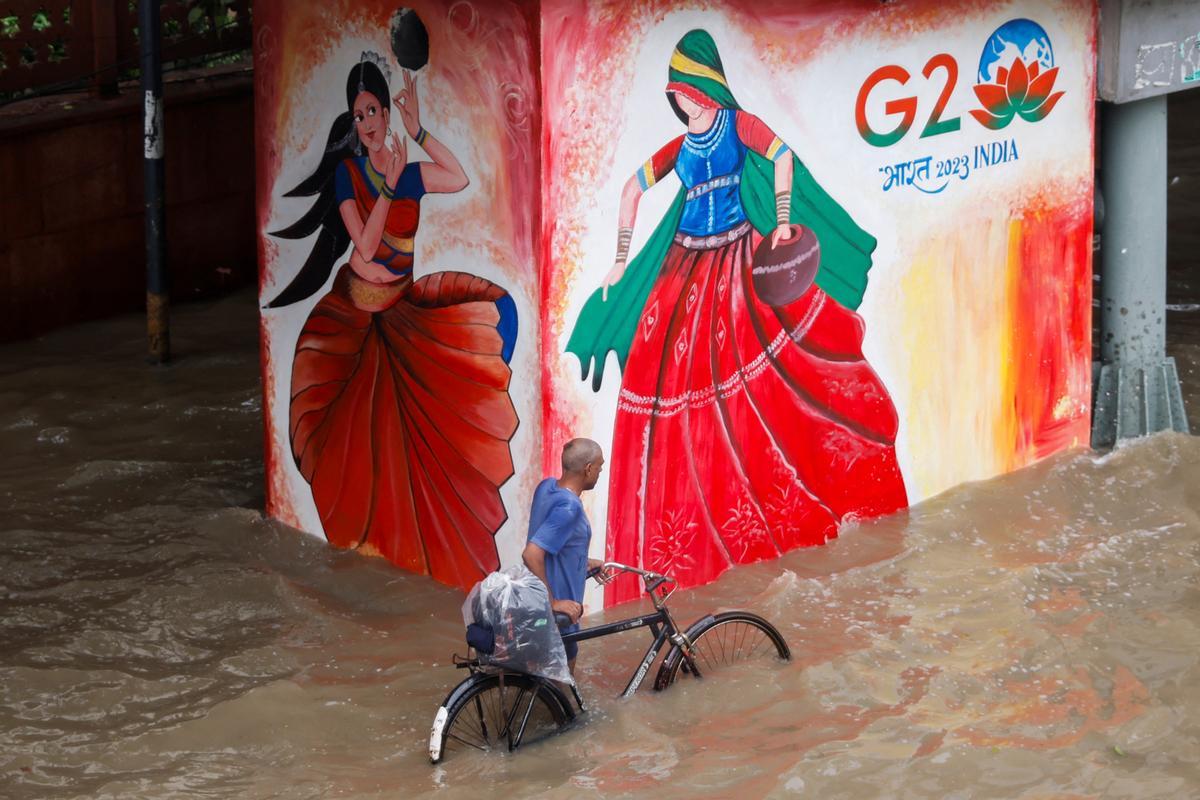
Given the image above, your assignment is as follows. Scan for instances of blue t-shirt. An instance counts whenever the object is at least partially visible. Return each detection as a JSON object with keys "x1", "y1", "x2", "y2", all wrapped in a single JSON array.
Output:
[{"x1": 527, "y1": 478, "x2": 591, "y2": 610}]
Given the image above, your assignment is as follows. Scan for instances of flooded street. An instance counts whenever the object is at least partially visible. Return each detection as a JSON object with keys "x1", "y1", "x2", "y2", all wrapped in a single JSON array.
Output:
[{"x1": 1, "y1": 290, "x2": 1199, "y2": 799}]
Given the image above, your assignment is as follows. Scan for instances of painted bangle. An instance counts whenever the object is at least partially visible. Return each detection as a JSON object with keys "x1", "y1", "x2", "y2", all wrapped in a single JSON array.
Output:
[
  {"x1": 415, "y1": 126, "x2": 430, "y2": 148},
  {"x1": 616, "y1": 226, "x2": 633, "y2": 263},
  {"x1": 775, "y1": 192, "x2": 790, "y2": 226},
  {"x1": 382, "y1": 181, "x2": 397, "y2": 200}
]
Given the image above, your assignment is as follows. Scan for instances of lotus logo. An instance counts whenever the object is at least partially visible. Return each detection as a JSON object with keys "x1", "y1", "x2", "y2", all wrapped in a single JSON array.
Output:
[{"x1": 970, "y1": 19, "x2": 1065, "y2": 129}]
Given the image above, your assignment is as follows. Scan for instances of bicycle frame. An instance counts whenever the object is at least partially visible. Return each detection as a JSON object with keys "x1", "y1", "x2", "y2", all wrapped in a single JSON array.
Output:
[
  {"x1": 562, "y1": 610, "x2": 674, "y2": 697},
  {"x1": 560, "y1": 561, "x2": 700, "y2": 698}
]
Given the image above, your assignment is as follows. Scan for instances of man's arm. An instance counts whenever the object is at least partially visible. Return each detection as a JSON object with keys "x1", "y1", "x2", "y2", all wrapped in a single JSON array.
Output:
[{"x1": 522, "y1": 540, "x2": 583, "y2": 623}]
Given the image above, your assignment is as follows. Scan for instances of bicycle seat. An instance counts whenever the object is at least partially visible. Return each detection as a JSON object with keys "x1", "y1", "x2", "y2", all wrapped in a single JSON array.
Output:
[{"x1": 553, "y1": 612, "x2": 574, "y2": 628}]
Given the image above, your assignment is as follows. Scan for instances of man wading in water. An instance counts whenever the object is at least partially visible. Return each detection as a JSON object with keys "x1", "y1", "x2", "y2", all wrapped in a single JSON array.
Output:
[{"x1": 522, "y1": 439, "x2": 611, "y2": 675}]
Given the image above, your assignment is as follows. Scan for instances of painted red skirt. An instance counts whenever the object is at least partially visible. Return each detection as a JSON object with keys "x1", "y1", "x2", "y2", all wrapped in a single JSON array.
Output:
[
  {"x1": 288, "y1": 266, "x2": 518, "y2": 592},
  {"x1": 604, "y1": 229, "x2": 908, "y2": 606}
]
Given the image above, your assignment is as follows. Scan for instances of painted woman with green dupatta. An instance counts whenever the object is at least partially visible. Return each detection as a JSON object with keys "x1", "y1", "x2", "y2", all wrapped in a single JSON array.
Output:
[{"x1": 566, "y1": 29, "x2": 909, "y2": 606}]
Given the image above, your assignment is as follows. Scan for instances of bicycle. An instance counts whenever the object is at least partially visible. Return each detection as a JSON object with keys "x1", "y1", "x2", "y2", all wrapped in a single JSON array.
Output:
[{"x1": 428, "y1": 561, "x2": 791, "y2": 763}]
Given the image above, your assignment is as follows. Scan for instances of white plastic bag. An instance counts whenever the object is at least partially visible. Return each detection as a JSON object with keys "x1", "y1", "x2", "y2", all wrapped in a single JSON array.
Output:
[{"x1": 462, "y1": 565, "x2": 573, "y2": 685}]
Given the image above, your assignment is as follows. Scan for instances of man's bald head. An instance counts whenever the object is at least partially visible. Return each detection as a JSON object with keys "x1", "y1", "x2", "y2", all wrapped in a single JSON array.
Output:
[{"x1": 561, "y1": 438, "x2": 603, "y2": 475}]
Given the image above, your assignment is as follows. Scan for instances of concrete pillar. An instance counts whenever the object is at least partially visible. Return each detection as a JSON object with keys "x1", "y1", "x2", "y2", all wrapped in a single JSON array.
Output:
[
  {"x1": 1100, "y1": 96, "x2": 1166, "y2": 364},
  {"x1": 1092, "y1": 95, "x2": 1188, "y2": 447}
]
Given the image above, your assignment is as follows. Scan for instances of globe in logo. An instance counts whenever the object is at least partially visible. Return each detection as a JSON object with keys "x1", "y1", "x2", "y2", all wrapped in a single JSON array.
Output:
[
  {"x1": 978, "y1": 19, "x2": 1055, "y2": 83},
  {"x1": 971, "y1": 18, "x2": 1064, "y2": 129}
]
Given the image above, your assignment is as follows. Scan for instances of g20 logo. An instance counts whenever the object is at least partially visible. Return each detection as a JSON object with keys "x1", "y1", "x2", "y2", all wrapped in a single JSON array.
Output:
[{"x1": 855, "y1": 18, "x2": 1065, "y2": 148}]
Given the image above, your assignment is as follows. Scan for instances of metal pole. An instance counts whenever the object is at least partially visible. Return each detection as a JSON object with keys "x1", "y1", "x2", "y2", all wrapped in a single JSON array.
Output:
[{"x1": 140, "y1": 0, "x2": 169, "y2": 364}]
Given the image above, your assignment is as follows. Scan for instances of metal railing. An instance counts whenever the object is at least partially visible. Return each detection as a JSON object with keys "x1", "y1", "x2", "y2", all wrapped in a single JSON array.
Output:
[{"x1": 0, "y1": 0, "x2": 250, "y2": 98}]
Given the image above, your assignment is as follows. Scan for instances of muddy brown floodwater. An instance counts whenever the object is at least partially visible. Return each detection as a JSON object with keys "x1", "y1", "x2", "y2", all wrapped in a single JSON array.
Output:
[{"x1": 1, "y1": 290, "x2": 1198, "y2": 800}]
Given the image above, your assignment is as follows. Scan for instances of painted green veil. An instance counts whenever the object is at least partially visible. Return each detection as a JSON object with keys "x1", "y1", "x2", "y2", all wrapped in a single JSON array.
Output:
[{"x1": 566, "y1": 29, "x2": 878, "y2": 391}]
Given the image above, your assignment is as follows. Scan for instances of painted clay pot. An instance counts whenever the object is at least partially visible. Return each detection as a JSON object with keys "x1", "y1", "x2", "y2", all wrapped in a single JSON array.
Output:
[{"x1": 751, "y1": 224, "x2": 820, "y2": 306}]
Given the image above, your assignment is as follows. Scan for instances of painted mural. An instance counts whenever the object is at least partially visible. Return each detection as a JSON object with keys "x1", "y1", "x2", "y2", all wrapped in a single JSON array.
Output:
[
  {"x1": 541, "y1": 0, "x2": 1096, "y2": 607},
  {"x1": 565, "y1": 28, "x2": 908, "y2": 605},
  {"x1": 256, "y1": 0, "x2": 1096, "y2": 604},
  {"x1": 255, "y1": 2, "x2": 541, "y2": 592}
]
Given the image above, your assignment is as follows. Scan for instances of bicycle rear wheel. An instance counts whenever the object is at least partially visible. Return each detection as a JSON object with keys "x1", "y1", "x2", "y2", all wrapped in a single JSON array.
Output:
[
  {"x1": 429, "y1": 672, "x2": 572, "y2": 763},
  {"x1": 654, "y1": 611, "x2": 790, "y2": 690}
]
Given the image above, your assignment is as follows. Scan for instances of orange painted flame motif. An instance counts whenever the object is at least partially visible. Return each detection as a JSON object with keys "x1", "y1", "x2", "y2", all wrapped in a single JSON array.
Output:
[{"x1": 970, "y1": 57, "x2": 1065, "y2": 130}]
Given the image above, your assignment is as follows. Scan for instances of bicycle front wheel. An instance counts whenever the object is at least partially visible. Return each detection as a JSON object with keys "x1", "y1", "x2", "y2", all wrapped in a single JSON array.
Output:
[
  {"x1": 654, "y1": 611, "x2": 791, "y2": 690},
  {"x1": 429, "y1": 672, "x2": 572, "y2": 763}
]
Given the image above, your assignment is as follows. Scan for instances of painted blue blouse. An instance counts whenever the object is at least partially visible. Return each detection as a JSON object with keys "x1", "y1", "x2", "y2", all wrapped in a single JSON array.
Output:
[{"x1": 677, "y1": 109, "x2": 747, "y2": 236}]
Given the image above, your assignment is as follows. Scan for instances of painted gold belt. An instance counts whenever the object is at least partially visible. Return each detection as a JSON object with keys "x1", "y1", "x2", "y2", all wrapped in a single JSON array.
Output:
[
  {"x1": 674, "y1": 221, "x2": 752, "y2": 250},
  {"x1": 380, "y1": 232, "x2": 415, "y2": 254},
  {"x1": 343, "y1": 269, "x2": 412, "y2": 312}
]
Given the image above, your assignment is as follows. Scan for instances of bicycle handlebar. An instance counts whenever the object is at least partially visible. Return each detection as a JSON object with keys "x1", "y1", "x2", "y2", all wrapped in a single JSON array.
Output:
[
  {"x1": 585, "y1": 561, "x2": 678, "y2": 606},
  {"x1": 589, "y1": 561, "x2": 676, "y2": 585},
  {"x1": 544, "y1": 564, "x2": 678, "y2": 633}
]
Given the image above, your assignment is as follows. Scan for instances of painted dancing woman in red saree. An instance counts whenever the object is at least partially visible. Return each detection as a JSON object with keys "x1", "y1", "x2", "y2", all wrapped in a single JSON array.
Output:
[
  {"x1": 267, "y1": 38, "x2": 517, "y2": 592},
  {"x1": 567, "y1": 30, "x2": 908, "y2": 606}
]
